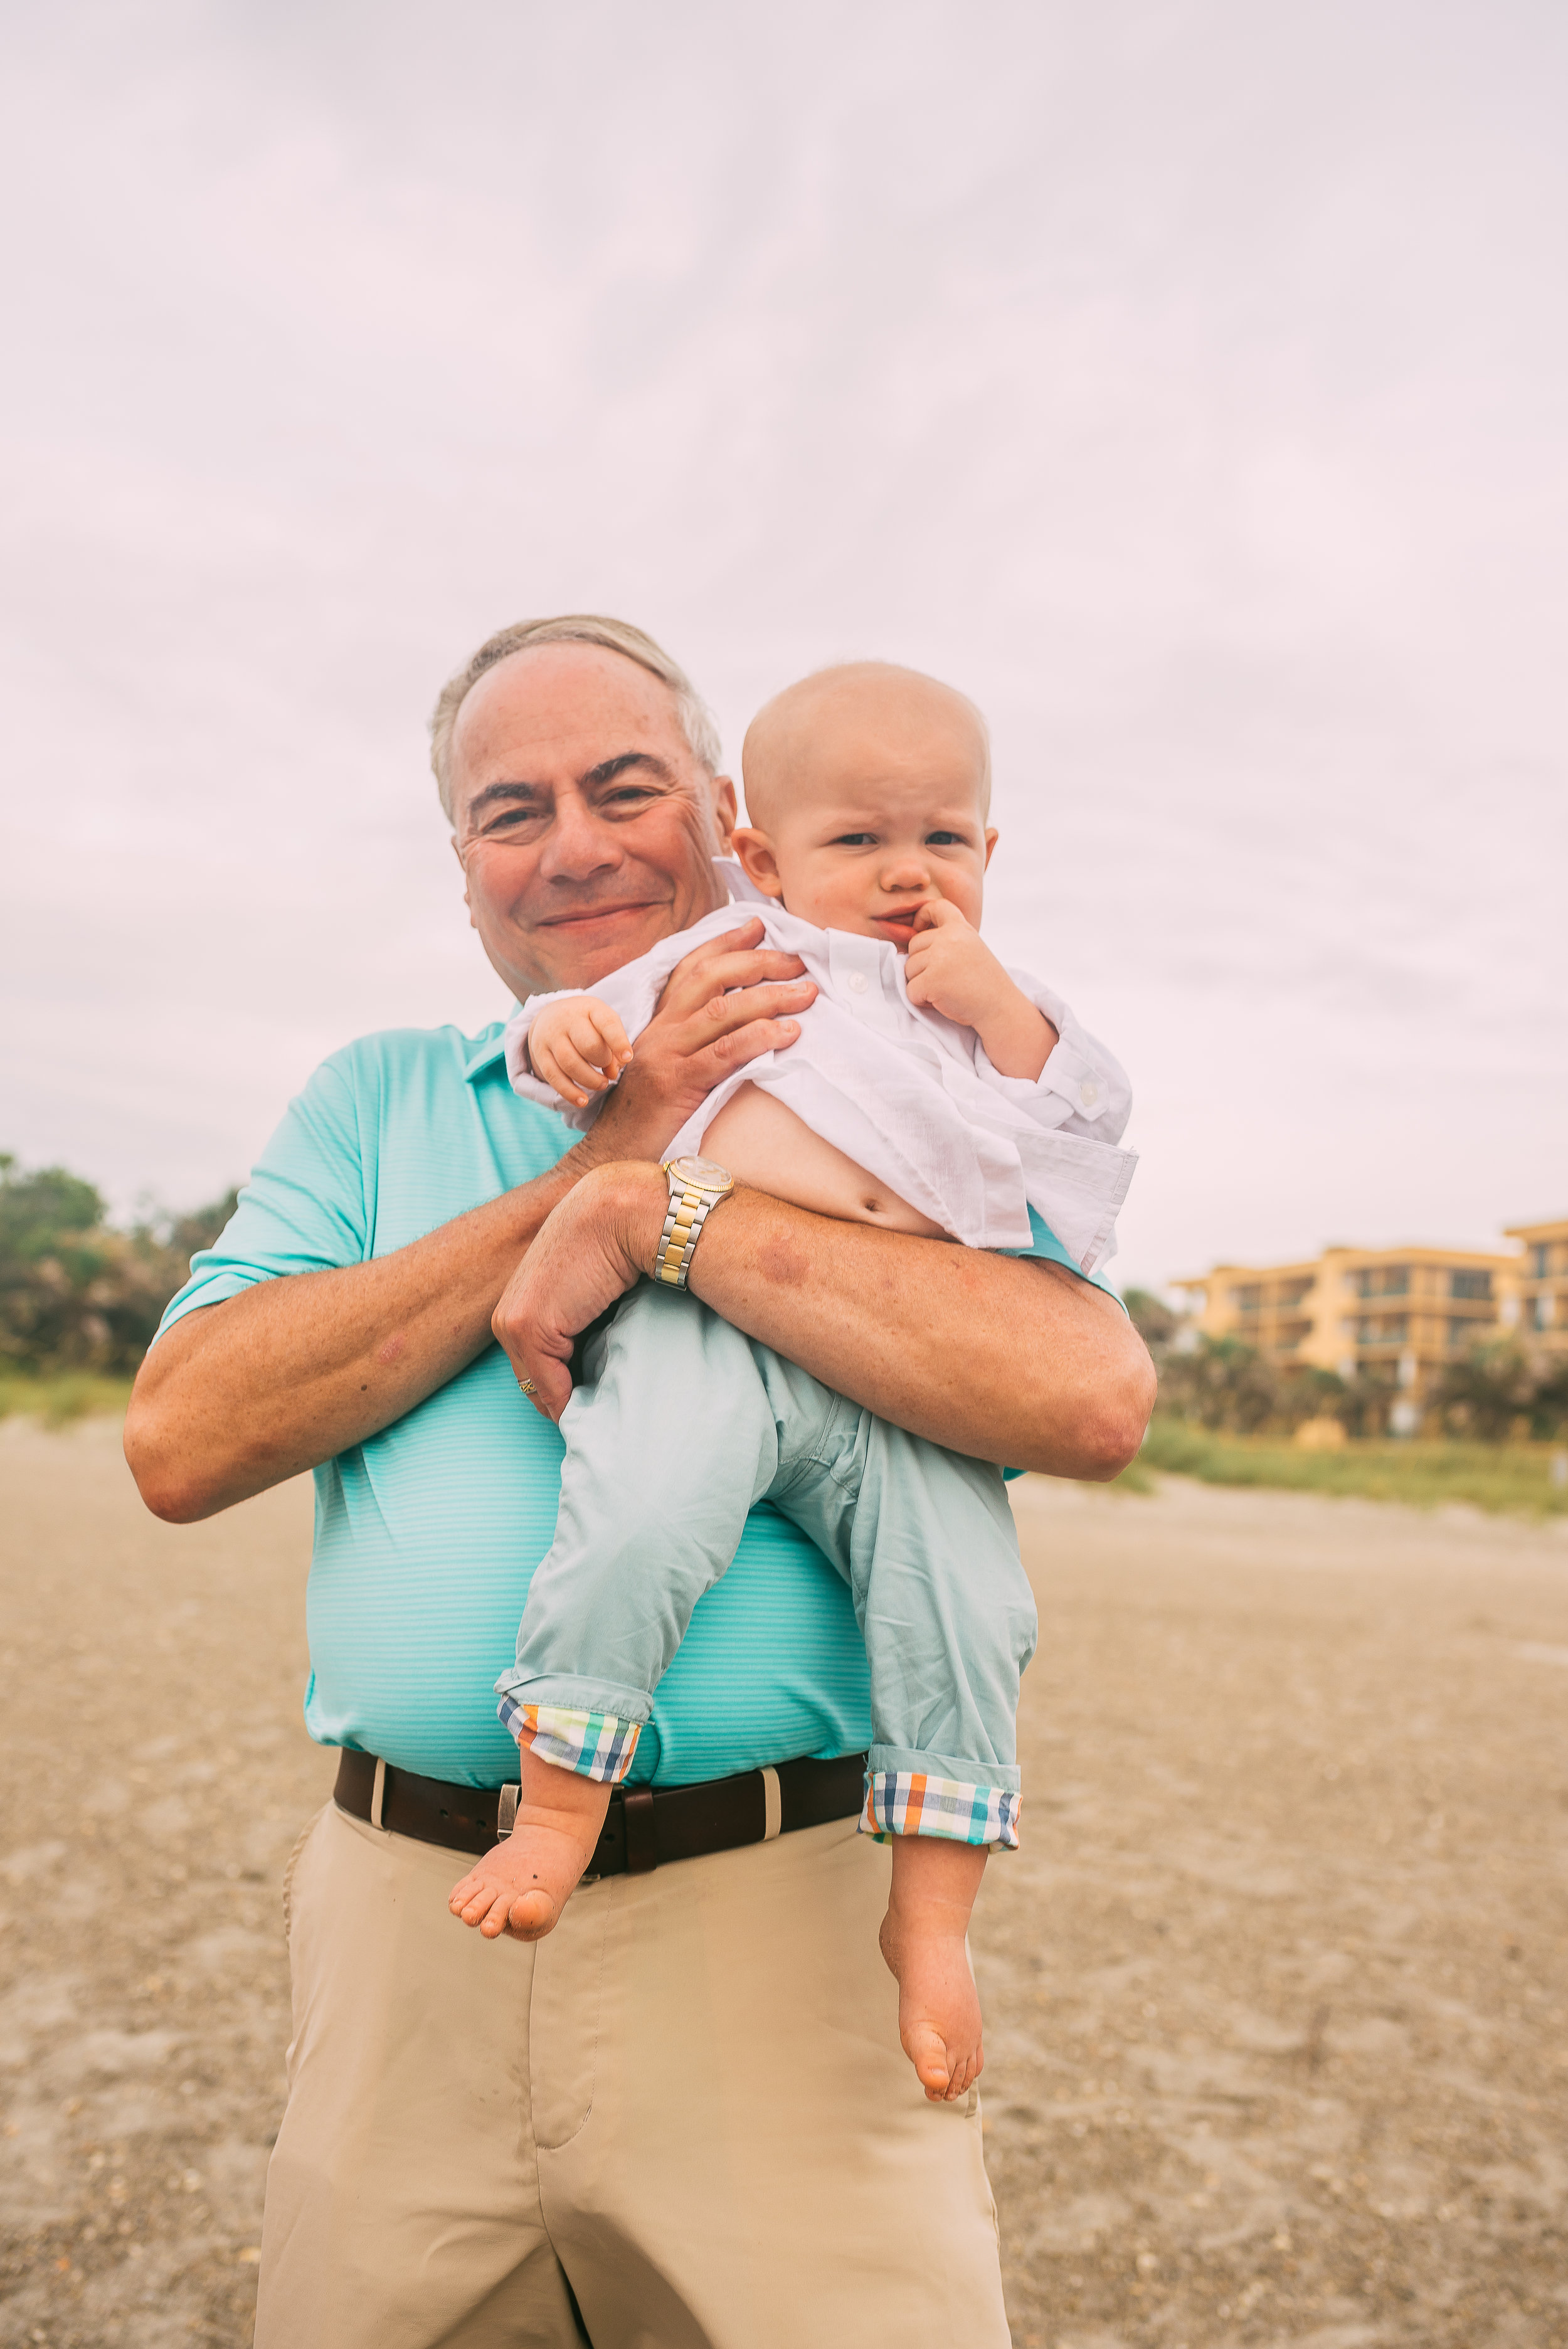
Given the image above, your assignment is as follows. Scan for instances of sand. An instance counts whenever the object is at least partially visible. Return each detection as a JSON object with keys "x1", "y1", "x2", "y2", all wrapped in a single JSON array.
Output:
[{"x1": 2, "y1": 1419, "x2": 1565, "y2": 2346}]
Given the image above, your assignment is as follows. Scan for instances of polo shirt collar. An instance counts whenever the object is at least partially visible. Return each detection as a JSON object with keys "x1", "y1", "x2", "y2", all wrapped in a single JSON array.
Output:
[{"x1": 462, "y1": 1022, "x2": 512, "y2": 1084}]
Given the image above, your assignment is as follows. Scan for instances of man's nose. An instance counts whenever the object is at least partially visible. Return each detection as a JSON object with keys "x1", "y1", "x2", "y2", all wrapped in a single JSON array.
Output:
[{"x1": 538, "y1": 788, "x2": 623, "y2": 884}]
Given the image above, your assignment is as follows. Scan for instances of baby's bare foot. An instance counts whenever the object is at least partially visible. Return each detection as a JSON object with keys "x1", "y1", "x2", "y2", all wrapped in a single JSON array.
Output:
[
  {"x1": 449, "y1": 1752, "x2": 611, "y2": 1943},
  {"x1": 879, "y1": 1837, "x2": 988, "y2": 2103}
]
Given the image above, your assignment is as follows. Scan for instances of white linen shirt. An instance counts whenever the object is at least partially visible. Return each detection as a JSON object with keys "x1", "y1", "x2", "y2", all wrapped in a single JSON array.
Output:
[{"x1": 504, "y1": 860, "x2": 1136, "y2": 1271}]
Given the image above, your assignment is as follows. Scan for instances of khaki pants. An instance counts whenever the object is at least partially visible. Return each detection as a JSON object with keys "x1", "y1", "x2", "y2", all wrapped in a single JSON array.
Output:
[{"x1": 257, "y1": 1800, "x2": 1011, "y2": 2349}]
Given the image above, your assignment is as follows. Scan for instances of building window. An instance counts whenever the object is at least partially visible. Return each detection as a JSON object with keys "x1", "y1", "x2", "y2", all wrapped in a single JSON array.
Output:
[
  {"x1": 1231, "y1": 1285, "x2": 1261, "y2": 1313},
  {"x1": 1449, "y1": 1270, "x2": 1492, "y2": 1301},
  {"x1": 1530, "y1": 1295, "x2": 1555, "y2": 1331},
  {"x1": 1530, "y1": 1243, "x2": 1551, "y2": 1278},
  {"x1": 1355, "y1": 1316, "x2": 1407, "y2": 1347},
  {"x1": 1350, "y1": 1266, "x2": 1410, "y2": 1298}
]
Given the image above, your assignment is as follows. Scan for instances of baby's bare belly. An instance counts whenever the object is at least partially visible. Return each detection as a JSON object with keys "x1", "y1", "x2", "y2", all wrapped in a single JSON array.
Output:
[{"x1": 701, "y1": 1083, "x2": 948, "y2": 1238}]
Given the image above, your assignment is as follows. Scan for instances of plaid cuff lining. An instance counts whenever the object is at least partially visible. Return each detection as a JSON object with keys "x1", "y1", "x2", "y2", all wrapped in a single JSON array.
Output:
[
  {"x1": 497, "y1": 1697, "x2": 642, "y2": 1784},
  {"x1": 861, "y1": 1770, "x2": 1020, "y2": 1850}
]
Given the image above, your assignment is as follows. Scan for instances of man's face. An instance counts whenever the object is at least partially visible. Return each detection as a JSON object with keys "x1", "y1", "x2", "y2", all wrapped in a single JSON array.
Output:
[{"x1": 448, "y1": 644, "x2": 737, "y2": 999}]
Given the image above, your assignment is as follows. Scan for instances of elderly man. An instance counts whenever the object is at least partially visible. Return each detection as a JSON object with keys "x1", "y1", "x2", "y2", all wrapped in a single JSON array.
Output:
[{"x1": 126, "y1": 615, "x2": 1153, "y2": 2349}]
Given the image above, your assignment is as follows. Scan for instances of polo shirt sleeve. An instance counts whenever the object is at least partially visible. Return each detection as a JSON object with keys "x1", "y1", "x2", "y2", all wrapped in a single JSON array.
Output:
[
  {"x1": 1004, "y1": 1204, "x2": 1126, "y2": 1309},
  {"x1": 154, "y1": 1049, "x2": 371, "y2": 1339}
]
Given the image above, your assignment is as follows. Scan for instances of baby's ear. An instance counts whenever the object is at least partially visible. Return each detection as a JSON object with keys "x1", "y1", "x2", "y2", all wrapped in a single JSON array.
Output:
[{"x1": 729, "y1": 828, "x2": 785, "y2": 898}]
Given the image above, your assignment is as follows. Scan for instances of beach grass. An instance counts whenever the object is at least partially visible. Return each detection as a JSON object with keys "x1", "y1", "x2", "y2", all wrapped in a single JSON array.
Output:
[
  {"x1": 0, "y1": 1372, "x2": 137, "y2": 1428},
  {"x1": 1124, "y1": 1418, "x2": 1568, "y2": 1519}
]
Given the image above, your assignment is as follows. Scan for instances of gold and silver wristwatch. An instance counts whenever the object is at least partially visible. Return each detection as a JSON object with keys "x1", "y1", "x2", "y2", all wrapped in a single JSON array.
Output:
[{"x1": 652, "y1": 1155, "x2": 735, "y2": 1289}]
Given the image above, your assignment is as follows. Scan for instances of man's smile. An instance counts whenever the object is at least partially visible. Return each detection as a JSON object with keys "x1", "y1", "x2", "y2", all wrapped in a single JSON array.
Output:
[{"x1": 534, "y1": 898, "x2": 669, "y2": 930}]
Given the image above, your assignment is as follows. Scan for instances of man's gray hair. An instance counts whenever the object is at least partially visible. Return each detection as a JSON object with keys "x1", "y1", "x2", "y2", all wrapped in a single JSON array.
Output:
[{"x1": 429, "y1": 613, "x2": 723, "y2": 821}]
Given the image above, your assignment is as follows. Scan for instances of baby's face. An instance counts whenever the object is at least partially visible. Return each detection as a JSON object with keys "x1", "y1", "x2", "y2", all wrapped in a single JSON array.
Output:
[{"x1": 733, "y1": 677, "x2": 996, "y2": 949}]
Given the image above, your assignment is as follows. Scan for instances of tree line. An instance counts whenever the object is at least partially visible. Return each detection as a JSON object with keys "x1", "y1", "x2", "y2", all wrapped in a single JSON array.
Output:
[
  {"x1": 6, "y1": 1149, "x2": 1563, "y2": 1436},
  {"x1": 0, "y1": 1153, "x2": 237, "y2": 1376},
  {"x1": 1123, "y1": 1290, "x2": 1568, "y2": 1442}
]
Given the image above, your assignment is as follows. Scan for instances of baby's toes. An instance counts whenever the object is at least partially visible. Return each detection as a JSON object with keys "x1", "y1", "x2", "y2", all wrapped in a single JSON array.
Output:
[
  {"x1": 477, "y1": 1889, "x2": 517, "y2": 1939},
  {"x1": 946, "y1": 2044, "x2": 983, "y2": 2101},
  {"x1": 456, "y1": 1876, "x2": 503, "y2": 1926},
  {"x1": 906, "y1": 2023, "x2": 953, "y2": 2102}
]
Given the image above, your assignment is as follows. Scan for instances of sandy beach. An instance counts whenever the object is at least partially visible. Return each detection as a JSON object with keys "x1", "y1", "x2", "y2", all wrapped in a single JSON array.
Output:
[{"x1": 3, "y1": 1421, "x2": 1565, "y2": 2347}]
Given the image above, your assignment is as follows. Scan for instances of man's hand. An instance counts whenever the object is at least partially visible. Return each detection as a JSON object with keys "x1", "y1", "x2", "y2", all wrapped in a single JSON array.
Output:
[
  {"x1": 493, "y1": 1163, "x2": 666, "y2": 1421},
  {"x1": 583, "y1": 919, "x2": 816, "y2": 1164},
  {"x1": 903, "y1": 901, "x2": 1058, "y2": 1081},
  {"x1": 528, "y1": 995, "x2": 635, "y2": 1109}
]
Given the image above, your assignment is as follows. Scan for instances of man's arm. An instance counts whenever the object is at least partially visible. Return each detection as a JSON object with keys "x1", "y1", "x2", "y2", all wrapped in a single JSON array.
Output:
[
  {"x1": 494, "y1": 1164, "x2": 1155, "y2": 1482},
  {"x1": 125, "y1": 1157, "x2": 585, "y2": 1522},
  {"x1": 124, "y1": 928, "x2": 817, "y2": 1522}
]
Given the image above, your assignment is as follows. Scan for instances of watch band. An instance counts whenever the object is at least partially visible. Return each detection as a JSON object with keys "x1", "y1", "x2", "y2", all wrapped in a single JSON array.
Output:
[{"x1": 654, "y1": 1169, "x2": 728, "y2": 1289}]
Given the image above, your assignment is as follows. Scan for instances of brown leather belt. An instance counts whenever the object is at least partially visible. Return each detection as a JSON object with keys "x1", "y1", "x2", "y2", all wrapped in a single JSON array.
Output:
[{"x1": 333, "y1": 1747, "x2": 867, "y2": 1875}]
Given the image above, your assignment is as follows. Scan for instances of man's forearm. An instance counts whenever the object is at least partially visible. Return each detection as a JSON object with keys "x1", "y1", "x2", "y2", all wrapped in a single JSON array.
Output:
[
  {"x1": 123, "y1": 1152, "x2": 591, "y2": 1522},
  {"x1": 500, "y1": 1163, "x2": 1155, "y2": 1480},
  {"x1": 689, "y1": 1189, "x2": 1154, "y2": 1478}
]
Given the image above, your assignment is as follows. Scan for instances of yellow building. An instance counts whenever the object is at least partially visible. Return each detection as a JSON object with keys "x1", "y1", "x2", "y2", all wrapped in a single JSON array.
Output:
[
  {"x1": 1173, "y1": 1242, "x2": 1517, "y2": 1426},
  {"x1": 1504, "y1": 1216, "x2": 1568, "y2": 1357}
]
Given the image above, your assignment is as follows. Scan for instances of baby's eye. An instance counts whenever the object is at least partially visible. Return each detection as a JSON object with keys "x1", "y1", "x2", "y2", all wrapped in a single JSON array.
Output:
[
  {"x1": 925, "y1": 830, "x2": 968, "y2": 847},
  {"x1": 829, "y1": 832, "x2": 877, "y2": 847}
]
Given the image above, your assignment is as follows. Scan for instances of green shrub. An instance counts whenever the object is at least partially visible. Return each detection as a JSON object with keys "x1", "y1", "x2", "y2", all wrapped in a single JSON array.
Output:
[{"x1": 0, "y1": 1152, "x2": 236, "y2": 1375}]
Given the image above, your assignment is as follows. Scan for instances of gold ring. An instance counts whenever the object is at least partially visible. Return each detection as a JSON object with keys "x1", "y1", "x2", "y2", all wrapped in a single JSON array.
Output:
[{"x1": 521, "y1": 1377, "x2": 537, "y2": 1396}]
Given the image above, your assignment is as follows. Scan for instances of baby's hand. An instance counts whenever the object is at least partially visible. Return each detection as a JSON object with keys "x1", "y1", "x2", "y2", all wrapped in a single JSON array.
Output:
[
  {"x1": 527, "y1": 996, "x2": 634, "y2": 1109},
  {"x1": 903, "y1": 901, "x2": 1016, "y2": 1028},
  {"x1": 904, "y1": 901, "x2": 1057, "y2": 1080}
]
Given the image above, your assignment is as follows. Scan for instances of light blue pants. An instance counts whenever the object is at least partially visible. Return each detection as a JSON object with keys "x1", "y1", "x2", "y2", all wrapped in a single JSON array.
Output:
[{"x1": 497, "y1": 1283, "x2": 1038, "y2": 1845}]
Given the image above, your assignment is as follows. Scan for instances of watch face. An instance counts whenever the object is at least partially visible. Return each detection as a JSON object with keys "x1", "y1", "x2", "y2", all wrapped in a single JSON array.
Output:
[{"x1": 669, "y1": 1155, "x2": 733, "y2": 1191}]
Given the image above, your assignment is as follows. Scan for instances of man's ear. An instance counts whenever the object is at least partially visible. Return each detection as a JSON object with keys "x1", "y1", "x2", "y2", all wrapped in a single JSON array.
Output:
[
  {"x1": 452, "y1": 834, "x2": 479, "y2": 929},
  {"x1": 730, "y1": 828, "x2": 785, "y2": 898},
  {"x1": 983, "y1": 827, "x2": 999, "y2": 870}
]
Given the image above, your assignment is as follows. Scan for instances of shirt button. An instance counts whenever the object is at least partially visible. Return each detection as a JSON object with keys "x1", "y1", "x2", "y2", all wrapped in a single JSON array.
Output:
[
  {"x1": 1080, "y1": 1081, "x2": 1099, "y2": 1105},
  {"x1": 847, "y1": 970, "x2": 869, "y2": 994}
]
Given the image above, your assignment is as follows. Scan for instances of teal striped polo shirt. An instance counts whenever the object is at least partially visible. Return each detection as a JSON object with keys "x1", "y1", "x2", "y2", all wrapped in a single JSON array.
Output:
[{"x1": 157, "y1": 1021, "x2": 1110, "y2": 1789}]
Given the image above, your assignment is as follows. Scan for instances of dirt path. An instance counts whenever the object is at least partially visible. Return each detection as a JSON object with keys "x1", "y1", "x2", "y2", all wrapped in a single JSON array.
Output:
[{"x1": 2, "y1": 1423, "x2": 1566, "y2": 2346}]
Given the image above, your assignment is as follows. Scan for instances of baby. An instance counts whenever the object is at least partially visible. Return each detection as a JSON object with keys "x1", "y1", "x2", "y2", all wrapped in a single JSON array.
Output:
[{"x1": 450, "y1": 661, "x2": 1135, "y2": 2101}]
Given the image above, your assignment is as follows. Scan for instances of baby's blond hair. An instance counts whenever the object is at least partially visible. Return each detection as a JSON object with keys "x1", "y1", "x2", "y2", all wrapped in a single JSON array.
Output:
[{"x1": 741, "y1": 662, "x2": 991, "y2": 828}]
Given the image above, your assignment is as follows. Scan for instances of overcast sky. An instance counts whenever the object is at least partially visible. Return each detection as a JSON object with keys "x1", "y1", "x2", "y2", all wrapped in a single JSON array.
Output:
[{"x1": 3, "y1": 1, "x2": 1564, "y2": 1290}]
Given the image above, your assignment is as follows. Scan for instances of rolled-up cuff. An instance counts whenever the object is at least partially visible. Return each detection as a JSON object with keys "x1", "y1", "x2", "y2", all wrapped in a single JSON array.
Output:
[
  {"x1": 497, "y1": 1697, "x2": 642, "y2": 1784},
  {"x1": 860, "y1": 1766, "x2": 1020, "y2": 1850}
]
